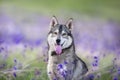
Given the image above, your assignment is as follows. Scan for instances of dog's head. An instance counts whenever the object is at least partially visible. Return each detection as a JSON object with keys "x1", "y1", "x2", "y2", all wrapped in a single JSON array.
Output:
[{"x1": 47, "y1": 16, "x2": 73, "y2": 55}]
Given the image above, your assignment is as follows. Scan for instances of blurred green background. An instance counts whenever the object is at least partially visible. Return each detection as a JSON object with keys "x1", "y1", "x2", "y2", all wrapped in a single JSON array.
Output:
[
  {"x1": 0, "y1": 0, "x2": 120, "y2": 80},
  {"x1": 0, "y1": 0, "x2": 120, "y2": 21}
]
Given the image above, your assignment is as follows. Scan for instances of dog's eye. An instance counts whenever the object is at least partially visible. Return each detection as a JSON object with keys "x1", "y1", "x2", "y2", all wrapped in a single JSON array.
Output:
[
  {"x1": 62, "y1": 33, "x2": 67, "y2": 36},
  {"x1": 53, "y1": 32, "x2": 57, "y2": 35}
]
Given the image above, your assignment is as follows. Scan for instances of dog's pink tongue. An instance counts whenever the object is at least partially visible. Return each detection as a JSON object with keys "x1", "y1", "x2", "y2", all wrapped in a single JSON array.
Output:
[{"x1": 55, "y1": 45, "x2": 62, "y2": 55}]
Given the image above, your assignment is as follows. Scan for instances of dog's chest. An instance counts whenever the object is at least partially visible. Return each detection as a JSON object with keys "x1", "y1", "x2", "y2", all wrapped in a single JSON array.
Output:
[
  {"x1": 48, "y1": 53, "x2": 75, "y2": 75},
  {"x1": 48, "y1": 59, "x2": 74, "y2": 78},
  {"x1": 48, "y1": 52, "x2": 74, "y2": 67}
]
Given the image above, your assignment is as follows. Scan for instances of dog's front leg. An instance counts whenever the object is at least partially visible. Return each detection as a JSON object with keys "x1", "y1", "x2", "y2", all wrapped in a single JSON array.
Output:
[
  {"x1": 47, "y1": 63, "x2": 58, "y2": 80},
  {"x1": 47, "y1": 72, "x2": 58, "y2": 80}
]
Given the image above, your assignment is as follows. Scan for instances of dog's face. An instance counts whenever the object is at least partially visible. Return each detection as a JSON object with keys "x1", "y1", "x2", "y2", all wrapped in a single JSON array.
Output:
[{"x1": 47, "y1": 16, "x2": 73, "y2": 54}]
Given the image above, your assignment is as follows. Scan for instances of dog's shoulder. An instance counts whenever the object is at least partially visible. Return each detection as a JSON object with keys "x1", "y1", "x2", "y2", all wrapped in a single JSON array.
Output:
[{"x1": 75, "y1": 55, "x2": 88, "y2": 74}]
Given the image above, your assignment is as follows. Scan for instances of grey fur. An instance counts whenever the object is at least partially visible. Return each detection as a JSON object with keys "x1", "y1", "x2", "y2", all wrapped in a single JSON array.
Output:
[{"x1": 47, "y1": 18, "x2": 88, "y2": 80}]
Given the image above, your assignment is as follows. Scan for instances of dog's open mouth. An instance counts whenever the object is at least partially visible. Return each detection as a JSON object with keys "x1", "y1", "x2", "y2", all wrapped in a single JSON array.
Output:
[
  {"x1": 55, "y1": 44, "x2": 62, "y2": 55},
  {"x1": 54, "y1": 41, "x2": 65, "y2": 55}
]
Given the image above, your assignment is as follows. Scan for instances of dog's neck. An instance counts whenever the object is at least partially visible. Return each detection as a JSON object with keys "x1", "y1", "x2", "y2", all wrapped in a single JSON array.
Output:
[{"x1": 48, "y1": 45, "x2": 77, "y2": 65}]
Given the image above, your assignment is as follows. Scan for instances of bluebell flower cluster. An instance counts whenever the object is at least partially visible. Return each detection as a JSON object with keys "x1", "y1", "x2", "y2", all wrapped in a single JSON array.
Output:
[
  {"x1": 57, "y1": 63, "x2": 68, "y2": 78},
  {"x1": 13, "y1": 66, "x2": 17, "y2": 77},
  {"x1": 88, "y1": 74, "x2": 94, "y2": 80},
  {"x1": 92, "y1": 56, "x2": 99, "y2": 67},
  {"x1": 113, "y1": 77, "x2": 118, "y2": 80}
]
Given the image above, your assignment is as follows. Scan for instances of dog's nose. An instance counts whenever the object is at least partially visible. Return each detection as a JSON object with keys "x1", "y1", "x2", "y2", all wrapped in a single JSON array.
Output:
[{"x1": 56, "y1": 39, "x2": 61, "y2": 45}]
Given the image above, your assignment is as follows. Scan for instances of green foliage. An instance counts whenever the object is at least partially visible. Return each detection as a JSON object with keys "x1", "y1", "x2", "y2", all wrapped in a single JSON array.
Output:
[{"x1": 1, "y1": 0, "x2": 120, "y2": 21}]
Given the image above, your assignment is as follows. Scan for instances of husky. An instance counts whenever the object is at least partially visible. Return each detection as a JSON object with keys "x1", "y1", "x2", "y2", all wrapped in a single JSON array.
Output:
[{"x1": 47, "y1": 16, "x2": 88, "y2": 80}]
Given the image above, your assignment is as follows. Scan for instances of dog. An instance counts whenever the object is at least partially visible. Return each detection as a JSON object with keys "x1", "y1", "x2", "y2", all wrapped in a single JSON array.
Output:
[{"x1": 47, "y1": 16, "x2": 88, "y2": 80}]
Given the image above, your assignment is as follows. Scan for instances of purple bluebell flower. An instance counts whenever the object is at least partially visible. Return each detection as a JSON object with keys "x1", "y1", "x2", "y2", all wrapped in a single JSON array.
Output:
[
  {"x1": 0, "y1": 47, "x2": 4, "y2": 53},
  {"x1": 96, "y1": 74, "x2": 101, "y2": 79},
  {"x1": 64, "y1": 61, "x2": 68, "y2": 64},
  {"x1": 34, "y1": 69, "x2": 41, "y2": 76},
  {"x1": 58, "y1": 64, "x2": 63, "y2": 69},
  {"x1": 35, "y1": 39, "x2": 42, "y2": 46},
  {"x1": 12, "y1": 34, "x2": 24, "y2": 44},
  {"x1": 94, "y1": 56, "x2": 98, "y2": 59},
  {"x1": 0, "y1": 38, "x2": 4, "y2": 44},
  {"x1": 92, "y1": 63, "x2": 98, "y2": 67},
  {"x1": 53, "y1": 78, "x2": 57, "y2": 80},
  {"x1": 13, "y1": 72, "x2": 17, "y2": 77},
  {"x1": 92, "y1": 56, "x2": 99, "y2": 67},
  {"x1": 0, "y1": 47, "x2": 4, "y2": 50},
  {"x1": 57, "y1": 64, "x2": 67, "y2": 77},
  {"x1": 114, "y1": 57, "x2": 117, "y2": 61},
  {"x1": 117, "y1": 68, "x2": 120, "y2": 74},
  {"x1": 95, "y1": 60, "x2": 98, "y2": 63},
  {"x1": 24, "y1": 44, "x2": 27, "y2": 48},
  {"x1": 2, "y1": 64, "x2": 6, "y2": 67},
  {"x1": 14, "y1": 58, "x2": 17, "y2": 63},
  {"x1": 88, "y1": 74, "x2": 94, "y2": 80},
  {"x1": 13, "y1": 66, "x2": 17, "y2": 70},
  {"x1": 61, "y1": 70, "x2": 67, "y2": 77},
  {"x1": 118, "y1": 68, "x2": 120, "y2": 71},
  {"x1": 44, "y1": 46, "x2": 48, "y2": 50},
  {"x1": 113, "y1": 77, "x2": 118, "y2": 80}
]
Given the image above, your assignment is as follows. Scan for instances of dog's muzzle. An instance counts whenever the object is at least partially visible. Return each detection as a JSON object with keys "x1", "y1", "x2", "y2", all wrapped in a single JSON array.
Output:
[{"x1": 56, "y1": 39, "x2": 61, "y2": 45}]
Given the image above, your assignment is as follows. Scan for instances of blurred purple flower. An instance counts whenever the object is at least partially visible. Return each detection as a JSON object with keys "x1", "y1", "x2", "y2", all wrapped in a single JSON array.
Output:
[
  {"x1": 25, "y1": 39, "x2": 42, "y2": 47},
  {"x1": 92, "y1": 63, "x2": 98, "y2": 67},
  {"x1": 92, "y1": 56, "x2": 99, "y2": 67},
  {"x1": 0, "y1": 64, "x2": 6, "y2": 69},
  {"x1": 53, "y1": 78, "x2": 57, "y2": 80},
  {"x1": 13, "y1": 72, "x2": 17, "y2": 77},
  {"x1": 14, "y1": 58, "x2": 17, "y2": 63},
  {"x1": 64, "y1": 61, "x2": 68, "y2": 65},
  {"x1": 57, "y1": 64, "x2": 67, "y2": 77},
  {"x1": 2, "y1": 64, "x2": 6, "y2": 67},
  {"x1": 117, "y1": 68, "x2": 120, "y2": 71},
  {"x1": 24, "y1": 44, "x2": 27, "y2": 48},
  {"x1": 13, "y1": 66, "x2": 17, "y2": 70},
  {"x1": 0, "y1": 47, "x2": 4, "y2": 53},
  {"x1": 12, "y1": 34, "x2": 24, "y2": 44},
  {"x1": 35, "y1": 39, "x2": 42, "y2": 46},
  {"x1": 58, "y1": 64, "x2": 63, "y2": 69},
  {"x1": 0, "y1": 37, "x2": 4, "y2": 44},
  {"x1": 96, "y1": 74, "x2": 101, "y2": 79},
  {"x1": 94, "y1": 56, "x2": 98, "y2": 59},
  {"x1": 34, "y1": 69, "x2": 41, "y2": 76},
  {"x1": 114, "y1": 57, "x2": 117, "y2": 61},
  {"x1": 117, "y1": 68, "x2": 120, "y2": 74},
  {"x1": 113, "y1": 77, "x2": 118, "y2": 80},
  {"x1": 88, "y1": 74, "x2": 94, "y2": 80}
]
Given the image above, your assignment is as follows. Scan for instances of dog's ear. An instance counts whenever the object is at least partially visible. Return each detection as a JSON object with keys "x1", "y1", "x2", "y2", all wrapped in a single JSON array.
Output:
[
  {"x1": 50, "y1": 16, "x2": 58, "y2": 28},
  {"x1": 65, "y1": 18, "x2": 73, "y2": 31}
]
